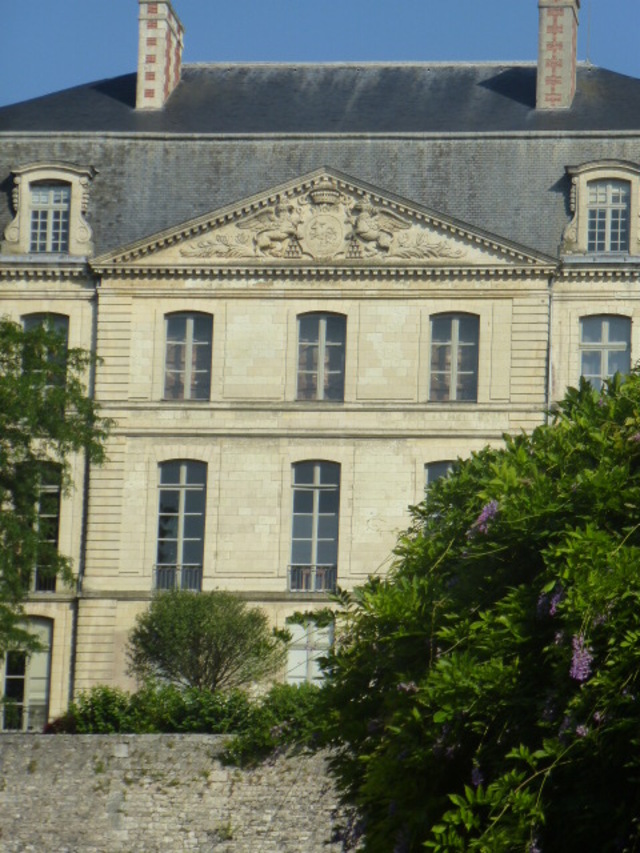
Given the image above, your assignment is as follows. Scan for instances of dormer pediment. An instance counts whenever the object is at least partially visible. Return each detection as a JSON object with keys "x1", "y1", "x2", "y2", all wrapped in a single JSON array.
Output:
[{"x1": 92, "y1": 168, "x2": 555, "y2": 277}]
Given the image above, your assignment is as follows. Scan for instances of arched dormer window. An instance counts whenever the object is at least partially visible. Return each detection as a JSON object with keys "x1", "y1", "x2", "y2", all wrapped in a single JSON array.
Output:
[
  {"x1": 563, "y1": 161, "x2": 640, "y2": 256},
  {"x1": 2, "y1": 162, "x2": 95, "y2": 256}
]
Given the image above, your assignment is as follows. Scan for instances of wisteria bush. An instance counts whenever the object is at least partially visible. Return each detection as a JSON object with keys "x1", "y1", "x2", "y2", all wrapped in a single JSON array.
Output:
[{"x1": 320, "y1": 374, "x2": 640, "y2": 852}]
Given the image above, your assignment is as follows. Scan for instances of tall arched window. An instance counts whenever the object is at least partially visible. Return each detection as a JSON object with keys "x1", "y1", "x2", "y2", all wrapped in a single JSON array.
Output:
[
  {"x1": 156, "y1": 460, "x2": 207, "y2": 591},
  {"x1": 580, "y1": 315, "x2": 631, "y2": 389},
  {"x1": 429, "y1": 313, "x2": 479, "y2": 402},
  {"x1": 164, "y1": 312, "x2": 213, "y2": 401},
  {"x1": 1, "y1": 618, "x2": 52, "y2": 731},
  {"x1": 296, "y1": 313, "x2": 346, "y2": 401},
  {"x1": 289, "y1": 461, "x2": 340, "y2": 592}
]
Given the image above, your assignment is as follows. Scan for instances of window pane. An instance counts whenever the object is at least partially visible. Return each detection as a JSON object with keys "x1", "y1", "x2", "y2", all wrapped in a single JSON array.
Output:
[
  {"x1": 185, "y1": 490, "x2": 205, "y2": 514},
  {"x1": 608, "y1": 316, "x2": 631, "y2": 342},
  {"x1": 166, "y1": 315, "x2": 187, "y2": 341},
  {"x1": 426, "y1": 461, "x2": 454, "y2": 487},
  {"x1": 293, "y1": 489, "x2": 314, "y2": 513},
  {"x1": 157, "y1": 540, "x2": 178, "y2": 564},
  {"x1": 458, "y1": 316, "x2": 479, "y2": 343},
  {"x1": 293, "y1": 515, "x2": 313, "y2": 539},
  {"x1": 292, "y1": 540, "x2": 313, "y2": 564},
  {"x1": 294, "y1": 462, "x2": 316, "y2": 485},
  {"x1": 159, "y1": 463, "x2": 181, "y2": 485},
  {"x1": 298, "y1": 315, "x2": 319, "y2": 341},
  {"x1": 318, "y1": 490, "x2": 339, "y2": 514},
  {"x1": 431, "y1": 316, "x2": 452, "y2": 342},
  {"x1": 581, "y1": 351, "x2": 602, "y2": 376},
  {"x1": 317, "y1": 540, "x2": 338, "y2": 565},
  {"x1": 608, "y1": 350, "x2": 631, "y2": 376},
  {"x1": 317, "y1": 515, "x2": 338, "y2": 539},
  {"x1": 183, "y1": 514, "x2": 204, "y2": 539},
  {"x1": 158, "y1": 489, "x2": 180, "y2": 513},
  {"x1": 6, "y1": 652, "x2": 26, "y2": 677},
  {"x1": 182, "y1": 540, "x2": 203, "y2": 565},
  {"x1": 185, "y1": 463, "x2": 207, "y2": 485},
  {"x1": 319, "y1": 464, "x2": 340, "y2": 485},
  {"x1": 581, "y1": 317, "x2": 603, "y2": 344},
  {"x1": 158, "y1": 515, "x2": 179, "y2": 539}
]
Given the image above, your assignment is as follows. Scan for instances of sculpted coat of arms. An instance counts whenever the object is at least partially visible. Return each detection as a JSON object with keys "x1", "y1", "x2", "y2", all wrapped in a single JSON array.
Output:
[{"x1": 180, "y1": 177, "x2": 465, "y2": 263}]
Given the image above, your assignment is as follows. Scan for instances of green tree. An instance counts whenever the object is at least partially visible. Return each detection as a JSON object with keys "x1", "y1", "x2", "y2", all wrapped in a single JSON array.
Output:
[
  {"x1": 0, "y1": 318, "x2": 109, "y2": 654},
  {"x1": 319, "y1": 373, "x2": 640, "y2": 853},
  {"x1": 127, "y1": 589, "x2": 288, "y2": 691}
]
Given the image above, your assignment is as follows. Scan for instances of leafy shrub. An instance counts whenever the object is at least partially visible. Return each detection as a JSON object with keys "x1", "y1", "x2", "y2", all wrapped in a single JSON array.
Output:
[
  {"x1": 319, "y1": 374, "x2": 640, "y2": 852},
  {"x1": 223, "y1": 682, "x2": 324, "y2": 765},
  {"x1": 45, "y1": 681, "x2": 322, "y2": 763}
]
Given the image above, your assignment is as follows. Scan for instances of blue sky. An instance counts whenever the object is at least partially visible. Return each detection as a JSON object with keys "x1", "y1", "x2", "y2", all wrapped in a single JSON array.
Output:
[{"x1": 1, "y1": 0, "x2": 639, "y2": 108}]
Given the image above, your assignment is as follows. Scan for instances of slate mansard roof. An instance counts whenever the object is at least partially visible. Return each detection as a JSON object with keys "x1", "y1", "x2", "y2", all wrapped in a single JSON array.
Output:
[{"x1": 3, "y1": 62, "x2": 640, "y2": 259}]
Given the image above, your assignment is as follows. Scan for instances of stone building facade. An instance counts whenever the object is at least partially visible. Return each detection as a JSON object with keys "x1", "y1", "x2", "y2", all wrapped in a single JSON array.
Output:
[{"x1": 2, "y1": 0, "x2": 640, "y2": 726}]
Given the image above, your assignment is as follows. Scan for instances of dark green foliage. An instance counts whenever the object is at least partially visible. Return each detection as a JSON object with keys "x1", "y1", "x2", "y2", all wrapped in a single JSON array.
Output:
[
  {"x1": 0, "y1": 318, "x2": 109, "y2": 654},
  {"x1": 319, "y1": 374, "x2": 640, "y2": 852},
  {"x1": 46, "y1": 681, "x2": 323, "y2": 763},
  {"x1": 223, "y1": 681, "x2": 324, "y2": 765},
  {"x1": 127, "y1": 589, "x2": 288, "y2": 691}
]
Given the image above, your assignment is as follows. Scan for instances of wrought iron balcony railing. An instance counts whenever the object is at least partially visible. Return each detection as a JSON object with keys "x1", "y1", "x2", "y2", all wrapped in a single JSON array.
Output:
[
  {"x1": 154, "y1": 564, "x2": 203, "y2": 592},
  {"x1": 288, "y1": 564, "x2": 337, "y2": 593}
]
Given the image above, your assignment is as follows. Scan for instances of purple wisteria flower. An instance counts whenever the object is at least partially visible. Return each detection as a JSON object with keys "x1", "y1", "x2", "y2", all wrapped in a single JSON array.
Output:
[
  {"x1": 471, "y1": 765, "x2": 484, "y2": 787},
  {"x1": 570, "y1": 633, "x2": 593, "y2": 682},
  {"x1": 467, "y1": 500, "x2": 499, "y2": 537}
]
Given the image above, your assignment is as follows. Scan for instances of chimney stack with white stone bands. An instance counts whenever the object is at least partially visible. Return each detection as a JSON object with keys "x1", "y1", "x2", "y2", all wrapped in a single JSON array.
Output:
[
  {"x1": 136, "y1": 0, "x2": 184, "y2": 110},
  {"x1": 537, "y1": 0, "x2": 580, "y2": 110}
]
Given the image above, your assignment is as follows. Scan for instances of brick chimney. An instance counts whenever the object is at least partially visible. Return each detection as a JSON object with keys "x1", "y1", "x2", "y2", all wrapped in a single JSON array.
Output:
[
  {"x1": 536, "y1": 0, "x2": 580, "y2": 110},
  {"x1": 136, "y1": 1, "x2": 184, "y2": 110}
]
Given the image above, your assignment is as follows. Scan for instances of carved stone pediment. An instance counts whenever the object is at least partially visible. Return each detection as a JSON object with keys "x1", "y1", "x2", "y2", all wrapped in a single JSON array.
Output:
[{"x1": 93, "y1": 169, "x2": 554, "y2": 274}]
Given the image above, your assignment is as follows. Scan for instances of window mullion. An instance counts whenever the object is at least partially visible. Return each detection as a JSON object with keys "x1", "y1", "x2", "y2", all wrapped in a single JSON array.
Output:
[
  {"x1": 451, "y1": 318, "x2": 460, "y2": 401},
  {"x1": 184, "y1": 317, "x2": 194, "y2": 400},
  {"x1": 317, "y1": 318, "x2": 327, "y2": 400}
]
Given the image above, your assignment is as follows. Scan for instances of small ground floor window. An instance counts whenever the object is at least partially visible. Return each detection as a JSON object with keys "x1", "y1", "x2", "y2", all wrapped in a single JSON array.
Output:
[
  {"x1": 1, "y1": 618, "x2": 52, "y2": 731},
  {"x1": 286, "y1": 621, "x2": 334, "y2": 684}
]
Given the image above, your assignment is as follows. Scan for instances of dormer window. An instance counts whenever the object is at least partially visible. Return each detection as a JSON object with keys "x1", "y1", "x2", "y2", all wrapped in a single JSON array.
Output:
[
  {"x1": 563, "y1": 161, "x2": 640, "y2": 256},
  {"x1": 2, "y1": 162, "x2": 95, "y2": 257},
  {"x1": 30, "y1": 183, "x2": 71, "y2": 253},
  {"x1": 587, "y1": 180, "x2": 630, "y2": 253}
]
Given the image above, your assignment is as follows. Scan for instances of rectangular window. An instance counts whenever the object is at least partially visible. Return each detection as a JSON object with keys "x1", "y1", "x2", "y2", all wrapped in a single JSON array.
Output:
[
  {"x1": 297, "y1": 314, "x2": 346, "y2": 401},
  {"x1": 22, "y1": 313, "x2": 69, "y2": 389},
  {"x1": 587, "y1": 180, "x2": 630, "y2": 253},
  {"x1": 429, "y1": 314, "x2": 479, "y2": 402},
  {"x1": 287, "y1": 622, "x2": 334, "y2": 684},
  {"x1": 156, "y1": 461, "x2": 206, "y2": 591},
  {"x1": 289, "y1": 461, "x2": 340, "y2": 592},
  {"x1": 29, "y1": 184, "x2": 70, "y2": 252},
  {"x1": 580, "y1": 315, "x2": 631, "y2": 390},
  {"x1": 164, "y1": 313, "x2": 213, "y2": 401}
]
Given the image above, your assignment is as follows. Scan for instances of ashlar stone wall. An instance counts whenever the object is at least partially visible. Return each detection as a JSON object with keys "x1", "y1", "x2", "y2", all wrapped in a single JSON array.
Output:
[{"x1": 0, "y1": 734, "x2": 347, "y2": 853}]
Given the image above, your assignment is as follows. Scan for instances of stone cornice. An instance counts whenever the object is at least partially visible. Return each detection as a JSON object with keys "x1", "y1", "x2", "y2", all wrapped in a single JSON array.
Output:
[{"x1": 0, "y1": 257, "x2": 93, "y2": 282}]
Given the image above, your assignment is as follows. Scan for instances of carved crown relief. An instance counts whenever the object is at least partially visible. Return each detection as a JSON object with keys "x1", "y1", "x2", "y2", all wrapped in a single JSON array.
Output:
[{"x1": 178, "y1": 178, "x2": 466, "y2": 264}]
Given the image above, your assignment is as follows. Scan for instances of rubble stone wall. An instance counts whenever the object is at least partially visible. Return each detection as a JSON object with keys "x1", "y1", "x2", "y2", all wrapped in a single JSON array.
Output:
[{"x1": 0, "y1": 734, "x2": 345, "y2": 852}]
